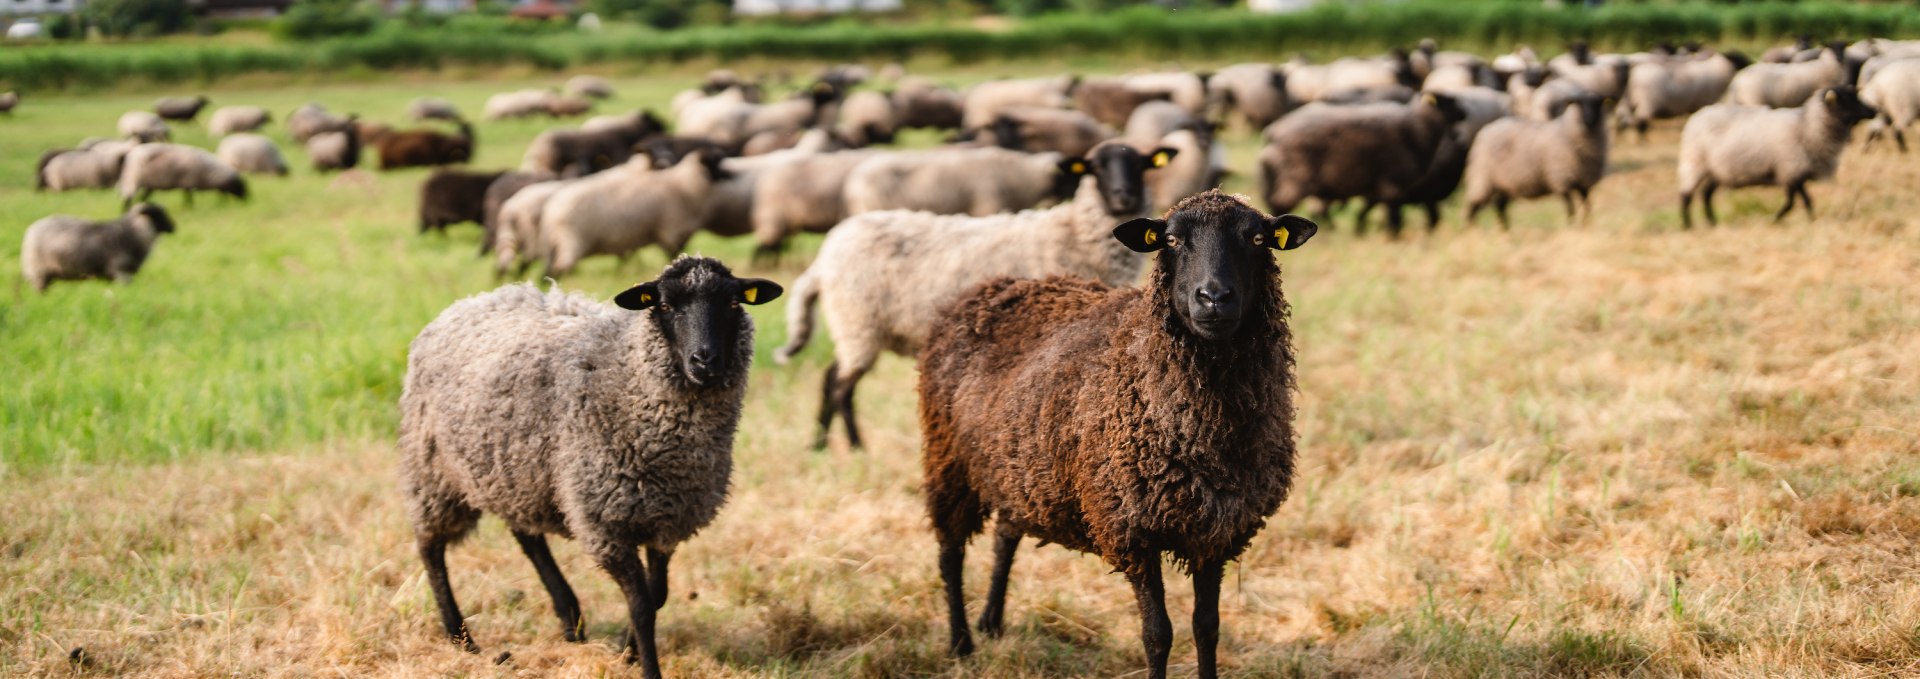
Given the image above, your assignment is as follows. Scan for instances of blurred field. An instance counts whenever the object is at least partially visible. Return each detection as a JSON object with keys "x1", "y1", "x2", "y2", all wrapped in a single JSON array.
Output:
[{"x1": 4, "y1": 61, "x2": 1920, "y2": 677}]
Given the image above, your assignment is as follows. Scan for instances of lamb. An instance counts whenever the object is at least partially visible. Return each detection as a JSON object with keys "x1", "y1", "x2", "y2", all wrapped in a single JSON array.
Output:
[
  {"x1": 207, "y1": 106, "x2": 272, "y2": 136},
  {"x1": 481, "y1": 171, "x2": 555, "y2": 253},
  {"x1": 1205, "y1": 63, "x2": 1291, "y2": 131},
  {"x1": 375, "y1": 120, "x2": 474, "y2": 170},
  {"x1": 1257, "y1": 92, "x2": 1466, "y2": 236},
  {"x1": 1462, "y1": 94, "x2": 1610, "y2": 229},
  {"x1": 565, "y1": 74, "x2": 615, "y2": 99},
  {"x1": 419, "y1": 169, "x2": 507, "y2": 235},
  {"x1": 537, "y1": 151, "x2": 727, "y2": 277},
  {"x1": 1677, "y1": 86, "x2": 1877, "y2": 228},
  {"x1": 407, "y1": 97, "x2": 463, "y2": 122},
  {"x1": 962, "y1": 75, "x2": 1076, "y2": 130},
  {"x1": 1860, "y1": 58, "x2": 1920, "y2": 152},
  {"x1": 842, "y1": 146, "x2": 1074, "y2": 217},
  {"x1": 747, "y1": 150, "x2": 877, "y2": 256},
  {"x1": 836, "y1": 90, "x2": 899, "y2": 146},
  {"x1": 916, "y1": 190, "x2": 1314, "y2": 679},
  {"x1": 36, "y1": 145, "x2": 131, "y2": 192},
  {"x1": 117, "y1": 143, "x2": 248, "y2": 209},
  {"x1": 1725, "y1": 42, "x2": 1852, "y2": 109},
  {"x1": 990, "y1": 106, "x2": 1116, "y2": 158},
  {"x1": 118, "y1": 111, "x2": 171, "y2": 143},
  {"x1": 491, "y1": 179, "x2": 568, "y2": 277},
  {"x1": 398, "y1": 257, "x2": 781, "y2": 679},
  {"x1": 216, "y1": 134, "x2": 290, "y2": 177},
  {"x1": 307, "y1": 118, "x2": 361, "y2": 173},
  {"x1": 1618, "y1": 51, "x2": 1751, "y2": 138},
  {"x1": 522, "y1": 111, "x2": 667, "y2": 178},
  {"x1": 776, "y1": 142, "x2": 1175, "y2": 449},
  {"x1": 20, "y1": 203, "x2": 177, "y2": 292},
  {"x1": 288, "y1": 103, "x2": 353, "y2": 143},
  {"x1": 893, "y1": 77, "x2": 965, "y2": 130},
  {"x1": 154, "y1": 95, "x2": 209, "y2": 122}
]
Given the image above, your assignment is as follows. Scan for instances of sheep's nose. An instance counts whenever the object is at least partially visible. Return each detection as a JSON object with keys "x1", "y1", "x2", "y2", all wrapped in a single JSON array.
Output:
[
  {"x1": 1195, "y1": 284, "x2": 1233, "y2": 308},
  {"x1": 690, "y1": 348, "x2": 717, "y2": 366}
]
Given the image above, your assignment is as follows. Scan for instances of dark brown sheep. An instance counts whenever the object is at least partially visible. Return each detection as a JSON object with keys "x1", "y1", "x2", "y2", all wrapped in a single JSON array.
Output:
[
  {"x1": 154, "y1": 95, "x2": 209, "y2": 122},
  {"x1": 375, "y1": 120, "x2": 474, "y2": 171},
  {"x1": 917, "y1": 190, "x2": 1314, "y2": 679},
  {"x1": 418, "y1": 169, "x2": 506, "y2": 235},
  {"x1": 1257, "y1": 92, "x2": 1466, "y2": 236}
]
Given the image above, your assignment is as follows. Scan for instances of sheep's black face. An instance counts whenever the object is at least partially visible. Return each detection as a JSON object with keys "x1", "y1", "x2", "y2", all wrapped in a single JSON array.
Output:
[
  {"x1": 1822, "y1": 86, "x2": 1876, "y2": 125},
  {"x1": 615, "y1": 259, "x2": 782, "y2": 388},
  {"x1": 1063, "y1": 144, "x2": 1178, "y2": 217},
  {"x1": 1113, "y1": 193, "x2": 1315, "y2": 341},
  {"x1": 137, "y1": 203, "x2": 176, "y2": 234}
]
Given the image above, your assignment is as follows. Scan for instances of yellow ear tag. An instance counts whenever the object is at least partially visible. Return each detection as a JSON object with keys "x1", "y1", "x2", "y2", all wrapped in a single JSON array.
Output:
[
  {"x1": 1143, "y1": 228, "x2": 1158, "y2": 245},
  {"x1": 640, "y1": 293, "x2": 653, "y2": 304},
  {"x1": 742, "y1": 286, "x2": 758, "y2": 304},
  {"x1": 1070, "y1": 161, "x2": 1087, "y2": 174},
  {"x1": 1151, "y1": 152, "x2": 1170, "y2": 168},
  {"x1": 1274, "y1": 226, "x2": 1289, "y2": 246}
]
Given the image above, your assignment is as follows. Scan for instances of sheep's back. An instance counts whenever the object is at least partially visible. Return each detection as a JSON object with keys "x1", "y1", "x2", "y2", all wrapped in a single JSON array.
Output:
[{"x1": 1680, "y1": 105, "x2": 1800, "y2": 187}]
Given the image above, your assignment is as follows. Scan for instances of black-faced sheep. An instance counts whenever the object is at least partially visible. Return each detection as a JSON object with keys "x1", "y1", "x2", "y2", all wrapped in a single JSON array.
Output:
[
  {"x1": 1463, "y1": 94, "x2": 1610, "y2": 229},
  {"x1": 1726, "y1": 42, "x2": 1854, "y2": 109},
  {"x1": 36, "y1": 144, "x2": 131, "y2": 192},
  {"x1": 962, "y1": 75, "x2": 1076, "y2": 130},
  {"x1": 289, "y1": 103, "x2": 353, "y2": 143},
  {"x1": 1206, "y1": 64, "x2": 1291, "y2": 131},
  {"x1": 307, "y1": 118, "x2": 361, "y2": 173},
  {"x1": 1678, "y1": 86, "x2": 1877, "y2": 228},
  {"x1": 207, "y1": 106, "x2": 272, "y2": 136},
  {"x1": 522, "y1": 111, "x2": 668, "y2": 178},
  {"x1": 216, "y1": 134, "x2": 290, "y2": 177},
  {"x1": 1618, "y1": 51, "x2": 1751, "y2": 138},
  {"x1": 21, "y1": 203, "x2": 176, "y2": 292},
  {"x1": 117, "y1": 143, "x2": 248, "y2": 209},
  {"x1": 418, "y1": 169, "x2": 507, "y2": 235},
  {"x1": 836, "y1": 90, "x2": 899, "y2": 147},
  {"x1": 154, "y1": 95, "x2": 209, "y2": 122},
  {"x1": 398, "y1": 257, "x2": 781, "y2": 679},
  {"x1": 776, "y1": 142, "x2": 1175, "y2": 449},
  {"x1": 841, "y1": 146, "x2": 1074, "y2": 217},
  {"x1": 1861, "y1": 58, "x2": 1920, "y2": 152},
  {"x1": 747, "y1": 150, "x2": 877, "y2": 257},
  {"x1": 538, "y1": 151, "x2": 728, "y2": 277},
  {"x1": 916, "y1": 190, "x2": 1314, "y2": 679},
  {"x1": 1257, "y1": 92, "x2": 1466, "y2": 236},
  {"x1": 990, "y1": 106, "x2": 1117, "y2": 158},
  {"x1": 481, "y1": 171, "x2": 554, "y2": 254},
  {"x1": 893, "y1": 77, "x2": 965, "y2": 130}
]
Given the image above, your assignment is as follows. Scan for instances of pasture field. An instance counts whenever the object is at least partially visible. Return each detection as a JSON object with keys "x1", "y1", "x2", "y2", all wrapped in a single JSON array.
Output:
[{"x1": 4, "y1": 59, "x2": 1920, "y2": 677}]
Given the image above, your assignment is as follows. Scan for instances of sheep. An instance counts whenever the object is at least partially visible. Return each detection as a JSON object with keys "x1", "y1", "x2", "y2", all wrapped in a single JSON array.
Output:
[
  {"x1": 1726, "y1": 42, "x2": 1852, "y2": 109},
  {"x1": 893, "y1": 77, "x2": 965, "y2": 130},
  {"x1": 398, "y1": 257, "x2": 782, "y2": 679},
  {"x1": 485, "y1": 89, "x2": 561, "y2": 121},
  {"x1": 1206, "y1": 63, "x2": 1291, "y2": 131},
  {"x1": 1319, "y1": 85, "x2": 1417, "y2": 105},
  {"x1": 1282, "y1": 53, "x2": 1418, "y2": 103},
  {"x1": 481, "y1": 171, "x2": 555, "y2": 253},
  {"x1": 1678, "y1": 86, "x2": 1877, "y2": 228},
  {"x1": 677, "y1": 87, "x2": 838, "y2": 149},
  {"x1": 816, "y1": 64, "x2": 871, "y2": 91},
  {"x1": 1527, "y1": 61, "x2": 1629, "y2": 121},
  {"x1": 537, "y1": 151, "x2": 727, "y2": 277},
  {"x1": 36, "y1": 145, "x2": 131, "y2": 192},
  {"x1": 962, "y1": 75, "x2": 1076, "y2": 130},
  {"x1": 117, "y1": 143, "x2": 248, "y2": 209},
  {"x1": 1861, "y1": 58, "x2": 1920, "y2": 151},
  {"x1": 0, "y1": 90, "x2": 16, "y2": 114},
  {"x1": 1140, "y1": 126, "x2": 1219, "y2": 215},
  {"x1": 1462, "y1": 93, "x2": 1610, "y2": 229},
  {"x1": 20, "y1": 203, "x2": 177, "y2": 292},
  {"x1": 836, "y1": 90, "x2": 898, "y2": 146},
  {"x1": 419, "y1": 169, "x2": 507, "y2": 235},
  {"x1": 990, "y1": 107, "x2": 1116, "y2": 158},
  {"x1": 1071, "y1": 77, "x2": 1173, "y2": 128},
  {"x1": 565, "y1": 74, "x2": 615, "y2": 99},
  {"x1": 1257, "y1": 92, "x2": 1466, "y2": 236},
  {"x1": 1126, "y1": 71, "x2": 1209, "y2": 116},
  {"x1": 1763, "y1": 36, "x2": 1814, "y2": 64},
  {"x1": 747, "y1": 150, "x2": 877, "y2": 256},
  {"x1": 356, "y1": 119, "x2": 394, "y2": 145},
  {"x1": 522, "y1": 111, "x2": 667, "y2": 178},
  {"x1": 1422, "y1": 62, "x2": 1502, "y2": 92},
  {"x1": 307, "y1": 119, "x2": 361, "y2": 173},
  {"x1": 1549, "y1": 55, "x2": 1633, "y2": 100},
  {"x1": 686, "y1": 132, "x2": 848, "y2": 240},
  {"x1": 1617, "y1": 51, "x2": 1751, "y2": 138},
  {"x1": 545, "y1": 95, "x2": 595, "y2": 118},
  {"x1": 207, "y1": 106, "x2": 272, "y2": 136},
  {"x1": 843, "y1": 147, "x2": 1075, "y2": 218},
  {"x1": 118, "y1": 111, "x2": 171, "y2": 143},
  {"x1": 407, "y1": 97, "x2": 463, "y2": 122},
  {"x1": 288, "y1": 103, "x2": 352, "y2": 143},
  {"x1": 915, "y1": 189, "x2": 1314, "y2": 679},
  {"x1": 154, "y1": 95, "x2": 209, "y2": 122},
  {"x1": 216, "y1": 134, "x2": 290, "y2": 177},
  {"x1": 777, "y1": 142, "x2": 1176, "y2": 449},
  {"x1": 375, "y1": 120, "x2": 474, "y2": 170},
  {"x1": 492, "y1": 180, "x2": 569, "y2": 277}
]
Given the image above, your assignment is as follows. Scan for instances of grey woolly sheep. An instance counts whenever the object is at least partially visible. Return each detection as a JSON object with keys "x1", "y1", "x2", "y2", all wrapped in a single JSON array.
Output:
[
  {"x1": 20, "y1": 203, "x2": 176, "y2": 292},
  {"x1": 1257, "y1": 92, "x2": 1467, "y2": 236},
  {"x1": 1125, "y1": 71, "x2": 1208, "y2": 116},
  {"x1": 1070, "y1": 77, "x2": 1169, "y2": 129},
  {"x1": 776, "y1": 142, "x2": 1175, "y2": 449},
  {"x1": 990, "y1": 106, "x2": 1117, "y2": 158},
  {"x1": 154, "y1": 95, "x2": 209, "y2": 122},
  {"x1": 398, "y1": 257, "x2": 782, "y2": 679},
  {"x1": 836, "y1": 90, "x2": 899, "y2": 146},
  {"x1": 289, "y1": 103, "x2": 352, "y2": 143},
  {"x1": 842, "y1": 146, "x2": 1071, "y2": 217},
  {"x1": 481, "y1": 171, "x2": 555, "y2": 254},
  {"x1": 118, "y1": 111, "x2": 171, "y2": 143},
  {"x1": 207, "y1": 106, "x2": 272, "y2": 136},
  {"x1": 1860, "y1": 58, "x2": 1920, "y2": 151},
  {"x1": 565, "y1": 75, "x2": 616, "y2": 99},
  {"x1": 1282, "y1": 53, "x2": 1418, "y2": 103},
  {"x1": 485, "y1": 89, "x2": 562, "y2": 121},
  {"x1": 537, "y1": 151, "x2": 728, "y2": 277},
  {"x1": 1205, "y1": 64, "x2": 1291, "y2": 131},
  {"x1": 491, "y1": 179, "x2": 568, "y2": 278},
  {"x1": 1462, "y1": 94, "x2": 1611, "y2": 229},
  {"x1": 748, "y1": 150, "x2": 877, "y2": 256},
  {"x1": 407, "y1": 98, "x2": 463, "y2": 122},
  {"x1": 307, "y1": 120, "x2": 361, "y2": 173},
  {"x1": 1678, "y1": 86, "x2": 1877, "y2": 228},
  {"x1": 217, "y1": 134, "x2": 290, "y2": 177},
  {"x1": 1124, "y1": 100, "x2": 1203, "y2": 146},
  {"x1": 1618, "y1": 51, "x2": 1750, "y2": 138},
  {"x1": 1726, "y1": 43, "x2": 1851, "y2": 109},
  {"x1": 962, "y1": 75, "x2": 1076, "y2": 130},
  {"x1": 1140, "y1": 127, "x2": 1219, "y2": 215},
  {"x1": 522, "y1": 111, "x2": 667, "y2": 178},
  {"x1": 893, "y1": 77, "x2": 965, "y2": 130},
  {"x1": 37, "y1": 145, "x2": 132, "y2": 192},
  {"x1": 117, "y1": 143, "x2": 248, "y2": 209}
]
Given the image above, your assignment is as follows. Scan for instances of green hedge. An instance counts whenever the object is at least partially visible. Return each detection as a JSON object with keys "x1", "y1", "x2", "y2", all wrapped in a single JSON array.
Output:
[{"x1": 6, "y1": 1, "x2": 1920, "y2": 90}]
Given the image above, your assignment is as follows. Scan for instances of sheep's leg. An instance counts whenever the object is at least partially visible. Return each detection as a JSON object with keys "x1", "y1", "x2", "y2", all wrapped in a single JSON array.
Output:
[
  {"x1": 1351, "y1": 200, "x2": 1372, "y2": 235},
  {"x1": 1773, "y1": 185, "x2": 1798, "y2": 222},
  {"x1": 1126, "y1": 557, "x2": 1173, "y2": 679},
  {"x1": 1896, "y1": 128, "x2": 1909, "y2": 154},
  {"x1": 929, "y1": 468, "x2": 985, "y2": 657},
  {"x1": 1384, "y1": 203, "x2": 1407, "y2": 239},
  {"x1": 1424, "y1": 202, "x2": 1441, "y2": 232},
  {"x1": 1577, "y1": 188, "x2": 1593, "y2": 226},
  {"x1": 1464, "y1": 198, "x2": 1485, "y2": 228},
  {"x1": 1493, "y1": 196, "x2": 1511, "y2": 231},
  {"x1": 1797, "y1": 184, "x2": 1815, "y2": 220},
  {"x1": 939, "y1": 537, "x2": 976, "y2": 657},
  {"x1": 419, "y1": 535, "x2": 480, "y2": 653},
  {"x1": 601, "y1": 548, "x2": 663, "y2": 679},
  {"x1": 811, "y1": 362, "x2": 839, "y2": 450},
  {"x1": 1701, "y1": 182, "x2": 1719, "y2": 227},
  {"x1": 1561, "y1": 192, "x2": 1578, "y2": 225},
  {"x1": 512, "y1": 531, "x2": 584, "y2": 643},
  {"x1": 1192, "y1": 558, "x2": 1225, "y2": 679},
  {"x1": 833, "y1": 362, "x2": 871, "y2": 450},
  {"x1": 1678, "y1": 191, "x2": 1693, "y2": 230},
  {"x1": 646, "y1": 547, "x2": 671, "y2": 611},
  {"x1": 976, "y1": 522, "x2": 1021, "y2": 638}
]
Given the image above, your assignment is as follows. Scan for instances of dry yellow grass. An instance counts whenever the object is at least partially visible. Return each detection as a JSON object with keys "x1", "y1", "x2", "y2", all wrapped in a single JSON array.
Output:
[{"x1": 5, "y1": 112, "x2": 1920, "y2": 678}]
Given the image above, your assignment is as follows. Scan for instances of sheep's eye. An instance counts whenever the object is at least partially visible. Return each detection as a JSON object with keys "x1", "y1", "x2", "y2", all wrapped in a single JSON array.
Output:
[
  {"x1": 658, "y1": 302, "x2": 673, "y2": 312},
  {"x1": 1165, "y1": 235, "x2": 1180, "y2": 248}
]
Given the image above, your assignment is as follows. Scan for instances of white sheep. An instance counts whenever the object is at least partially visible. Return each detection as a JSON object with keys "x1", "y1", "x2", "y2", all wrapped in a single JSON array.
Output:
[
  {"x1": 36, "y1": 143, "x2": 134, "y2": 192},
  {"x1": 20, "y1": 203, "x2": 175, "y2": 292},
  {"x1": 117, "y1": 143, "x2": 248, "y2": 209},
  {"x1": 748, "y1": 150, "x2": 877, "y2": 256},
  {"x1": 207, "y1": 106, "x2": 272, "y2": 136},
  {"x1": 288, "y1": 103, "x2": 352, "y2": 143},
  {"x1": 1205, "y1": 63, "x2": 1291, "y2": 131},
  {"x1": 484, "y1": 88, "x2": 560, "y2": 120},
  {"x1": 537, "y1": 151, "x2": 724, "y2": 277},
  {"x1": 1678, "y1": 86, "x2": 1877, "y2": 228},
  {"x1": 117, "y1": 111, "x2": 170, "y2": 143},
  {"x1": 492, "y1": 179, "x2": 569, "y2": 278},
  {"x1": 842, "y1": 146, "x2": 1069, "y2": 217},
  {"x1": 1462, "y1": 94, "x2": 1611, "y2": 229},
  {"x1": 216, "y1": 134, "x2": 289, "y2": 177},
  {"x1": 1125, "y1": 71, "x2": 1208, "y2": 115},
  {"x1": 1618, "y1": 51, "x2": 1750, "y2": 137},
  {"x1": 1860, "y1": 58, "x2": 1920, "y2": 151}
]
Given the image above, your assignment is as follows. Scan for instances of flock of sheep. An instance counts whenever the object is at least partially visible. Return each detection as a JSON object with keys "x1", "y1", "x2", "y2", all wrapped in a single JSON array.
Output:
[{"x1": 17, "y1": 33, "x2": 1920, "y2": 678}]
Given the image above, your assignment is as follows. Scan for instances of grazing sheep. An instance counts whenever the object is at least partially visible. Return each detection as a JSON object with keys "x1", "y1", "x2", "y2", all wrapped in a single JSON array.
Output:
[
  {"x1": 1726, "y1": 42, "x2": 1852, "y2": 109},
  {"x1": 36, "y1": 146, "x2": 131, "y2": 192},
  {"x1": 117, "y1": 143, "x2": 248, "y2": 209},
  {"x1": 154, "y1": 96, "x2": 209, "y2": 122},
  {"x1": 407, "y1": 98, "x2": 463, "y2": 122},
  {"x1": 816, "y1": 64, "x2": 871, "y2": 91},
  {"x1": 843, "y1": 147, "x2": 1074, "y2": 217},
  {"x1": 1678, "y1": 86, "x2": 1877, "y2": 228},
  {"x1": 0, "y1": 91, "x2": 16, "y2": 115},
  {"x1": 398, "y1": 257, "x2": 781, "y2": 679},
  {"x1": 289, "y1": 103, "x2": 353, "y2": 143},
  {"x1": 748, "y1": 150, "x2": 877, "y2": 256},
  {"x1": 492, "y1": 180, "x2": 568, "y2": 277},
  {"x1": 522, "y1": 111, "x2": 667, "y2": 178},
  {"x1": 565, "y1": 75, "x2": 615, "y2": 99},
  {"x1": 307, "y1": 119, "x2": 361, "y2": 173},
  {"x1": 118, "y1": 111, "x2": 171, "y2": 143},
  {"x1": 837, "y1": 90, "x2": 899, "y2": 146},
  {"x1": 1860, "y1": 59, "x2": 1920, "y2": 152},
  {"x1": 216, "y1": 134, "x2": 290, "y2": 177},
  {"x1": 485, "y1": 89, "x2": 561, "y2": 121},
  {"x1": 893, "y1": 77, "x2": 965, "y2": 130},
  {"x1": 777, "y1": 142, "x2": 1175, "y2": 449},
  {"x1": 1618, "y1": 51, "x2": 1751, "y2": 138},
  {"x1": 538, "y1": 151, "x2": 727, "y2": 277},
  {"x1": 545, "y1": 95, "x2": 595, "y2": 118},
  {"x1": 20, "y1": 203, "x2": 177, "y2": 292},
  {"x1": 916, "y1": 190, "x2": 1314, "y2": 679},
  {"x1": 207, "y1": 106, "x2": 272, "y2": 136},
  {"x1": 419, "y1": 169, "x2": 507, "y2": 235},
  {"x1": 990, "y1": 107, "x2": 1116, "y2": 158},
  {"x1": 1462, "y1": 94, "x2": 1610, "y2": 229},
  {"x1": 1072, "y1": 77, "x2": 1175, "y2": 128},
  {"x1": 481, "y1": 171, "x2": 554, "y2": 253},
  {"x1": 962, "y1": 75, "x2": 1076, "y2": 130},
  {"x1": 375, "y1": 120, "x2": 474, "y2": 170},
  {"x1": 1257, "y1": 92, "x2": 1466, "y2": 236},
  {"x1": 1206, "y1": 64, "x2": 1291, "y2": 131}
]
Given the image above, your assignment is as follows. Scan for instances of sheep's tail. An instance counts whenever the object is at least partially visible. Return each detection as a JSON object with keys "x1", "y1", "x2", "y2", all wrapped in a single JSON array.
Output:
[{"x1": 773, "y1": 271, "x2": 820, "y2": 365}]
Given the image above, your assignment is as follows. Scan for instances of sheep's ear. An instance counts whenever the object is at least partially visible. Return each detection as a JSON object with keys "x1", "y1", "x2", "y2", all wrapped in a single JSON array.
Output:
[
  {"x1": 1148, "y1": 147, "x2": 1178, "y2": 169},
  {"x1": 1113, "y1": 218, "x2": 1167, "y2": 253},
  {"x1": 1058, "y1": 157, "x2": 1090, "y2": 176},
  {"x1": 735, "y1": 278, "x2": 783, "y2": 305},
  {"x1": 1824, "y1": 89, "x2": 1838, "y2": 105},
  {"x1": 1263, "y1": 214, "x2": 1317, "y2": 251},
  {"x1": 615, "y1": 282, "x2": 661, "y2": 310}
]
